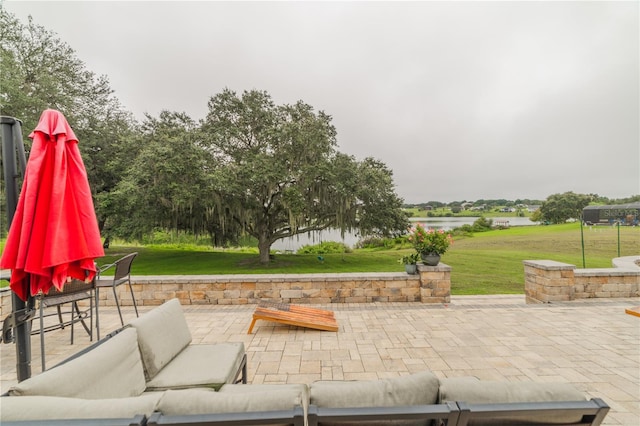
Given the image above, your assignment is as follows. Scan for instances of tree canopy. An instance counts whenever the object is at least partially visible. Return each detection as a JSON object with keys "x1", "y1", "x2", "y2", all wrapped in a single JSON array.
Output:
[
  {"x1": 0, "y1": 8, "x2": 137, "y2": 236},
  {"x1": 536, "y1": 191, "x2": 593, "y2": 224}
]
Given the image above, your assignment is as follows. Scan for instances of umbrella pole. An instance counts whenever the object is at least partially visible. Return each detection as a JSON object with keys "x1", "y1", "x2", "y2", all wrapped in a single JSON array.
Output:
[{"x1": 1, "y1": 116, "x2": 32, "y2": 381}]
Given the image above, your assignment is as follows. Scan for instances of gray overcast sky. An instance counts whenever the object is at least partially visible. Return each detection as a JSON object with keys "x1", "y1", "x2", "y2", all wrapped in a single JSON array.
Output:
[{"x1": 5, "y1": 1, "x2": 639, "y2": 203}]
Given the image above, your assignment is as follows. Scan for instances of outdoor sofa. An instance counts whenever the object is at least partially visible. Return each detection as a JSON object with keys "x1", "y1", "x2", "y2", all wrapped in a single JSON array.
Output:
[{"x1": 1, "y1": 299, "x2": 609, "y2": 425}]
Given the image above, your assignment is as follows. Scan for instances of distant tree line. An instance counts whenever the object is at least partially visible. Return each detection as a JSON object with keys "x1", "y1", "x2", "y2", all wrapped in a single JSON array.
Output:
[
  {"x1": 405, "y1": 199, "x2": 545, "y2": 210},
  {"x1": 0, "y1": 10, "x2": 408, "y2": 263},
  {"x1": 406, "y1": 193, "x2": 640, "y2": 225}
]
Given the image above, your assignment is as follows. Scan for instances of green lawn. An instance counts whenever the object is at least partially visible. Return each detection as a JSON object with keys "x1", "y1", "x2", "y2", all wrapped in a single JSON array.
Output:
[
  {"x1": 2, "y1": 223, "x2": 638, "y2": 295},
  {"x1": 446, "y1": 223, "x2": 639, "y2": 294}
]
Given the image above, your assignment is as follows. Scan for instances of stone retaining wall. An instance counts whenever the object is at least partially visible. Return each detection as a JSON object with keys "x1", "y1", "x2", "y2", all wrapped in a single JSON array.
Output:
[
  {"x1": 524, "y1": 256, "x2": 640, "y2": 303},
  {"x1": 114, "y1": 264, "x2": 451, "y2": 307},
  {"x1": 0, "y1": 264, "x2": 451, "y2": 317}
]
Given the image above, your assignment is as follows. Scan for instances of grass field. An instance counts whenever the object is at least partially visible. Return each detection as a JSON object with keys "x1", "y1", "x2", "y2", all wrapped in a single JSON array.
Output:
[
  {"x1": 2, "y1": 223, "x2": 638, "y2": 295},
  {"x1": 446, "y1": 223, "x2": 639, "y2": 294}
]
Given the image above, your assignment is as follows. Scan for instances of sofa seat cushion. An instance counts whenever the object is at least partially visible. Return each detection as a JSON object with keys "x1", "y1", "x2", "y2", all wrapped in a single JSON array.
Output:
[
  {"x1": 129, "y1": 298, "x2": 192, "y2": 380},
  {"x1": 157, "y1": 386, "x2": 306, "y2": 415},
  {"x1": 8, "y1": 327, "x2": 146, "y2": 399},
  {"x1": 145, "y1": 342, "x2": 245, "y2": 391},
  {"x1": 439, "y1": 378, "x2": 587, "y2": 425},
  {"x1": 0, "y1": 393, "x2": 162, "y2": 421},
  {"x1": 310, "y1": 371, "x2": 440, "y2": 409}
]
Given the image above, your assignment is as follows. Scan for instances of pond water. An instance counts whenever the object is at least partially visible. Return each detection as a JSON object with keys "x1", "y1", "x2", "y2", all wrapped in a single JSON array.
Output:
[
  {"x1": 409, "y1": 216, "x2": 538, "y2": 229},
  {"x1": 271, "y1": 216, "x2": 539, "y2": 252}
]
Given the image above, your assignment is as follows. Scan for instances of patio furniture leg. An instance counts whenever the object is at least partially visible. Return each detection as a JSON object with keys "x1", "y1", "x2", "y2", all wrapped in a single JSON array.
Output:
[
  {"x1": 247, "y1": 317, "x2": 258, "y2": 334},
  {"x1": 128, "y1": 279, "x2": 139, "y2": 318},
  {"x1": 56, "y1": 306, "x2": 64, "y2": 329},
  {"x1": 73, "y1": 300, "x2": 93, "y2": 339},
  {"x1": 40, "y1": 301, "x2": 45, "y2": 371},
  {"x1": 113, "y1": 285, "x2": 124, "y2": 326},
  {"x1": 70, "y1": 301, "x2": 76, "y2": 345},
  {"x1": 95, "y1": 287, "x2": 101, "y2": 340}
]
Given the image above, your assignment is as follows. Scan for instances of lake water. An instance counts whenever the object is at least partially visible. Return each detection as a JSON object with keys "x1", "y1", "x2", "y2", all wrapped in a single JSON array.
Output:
[
  {"x1": 271, "y1": 216, "x2": 539, "y2": 252},
  {"x1": 409, "y1": 216, "x2": 538, "y2": 229}
]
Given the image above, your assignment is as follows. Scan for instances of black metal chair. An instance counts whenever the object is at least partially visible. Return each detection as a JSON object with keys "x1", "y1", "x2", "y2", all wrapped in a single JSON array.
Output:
[
  {"x1": 34, "y1": 279, "x2": 95, "y2": 371},
  {"x1": 94, "y1": 252, "x2": 138, "y2": 339}
]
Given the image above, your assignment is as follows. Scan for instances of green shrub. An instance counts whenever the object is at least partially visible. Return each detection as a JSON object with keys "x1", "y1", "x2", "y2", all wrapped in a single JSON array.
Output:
[
  {"x1": 452, "y1": 224, "x2": 475, "y2": 237},
  {"x1": 141, "y1": 229, "x2": 212, "y2": 246},
  {"x1": 297, "y1": 241, "x2": 351, "y2": 254},
  {"x1": 356, "y1": 236, "x2": 403, "y2": 250},
  {"x1": 472, "y1": 217, "x2": 493, "y2": 232}
]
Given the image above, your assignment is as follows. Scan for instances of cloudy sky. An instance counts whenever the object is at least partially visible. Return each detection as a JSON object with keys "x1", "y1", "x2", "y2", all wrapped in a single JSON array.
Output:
[{"x1": 5, "y1": 1, "x2": 639, "y2": 203}]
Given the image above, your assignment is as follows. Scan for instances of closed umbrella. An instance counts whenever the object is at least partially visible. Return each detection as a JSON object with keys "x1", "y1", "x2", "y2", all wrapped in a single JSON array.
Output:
[
  {"x1": 1, "y1": 109, "x2": 104, "y2": 298},
  {"x1": 1, "y1": 109, "x2": 105, "y2": 378}
]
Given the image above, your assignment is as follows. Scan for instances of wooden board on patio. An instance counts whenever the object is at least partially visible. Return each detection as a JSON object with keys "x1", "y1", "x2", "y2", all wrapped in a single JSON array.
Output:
[
  {"x1": 247, "y1": 302, "x2": 338, "y2": 334},
  {"x1": 625, "y1": 306, "x2": 640, "y2": 318}
]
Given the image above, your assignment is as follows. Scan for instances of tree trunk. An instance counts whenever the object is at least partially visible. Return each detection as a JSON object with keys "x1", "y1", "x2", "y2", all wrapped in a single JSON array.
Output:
[{"x1": 258, "y1": 238, "x2": 272, "y2": 265}]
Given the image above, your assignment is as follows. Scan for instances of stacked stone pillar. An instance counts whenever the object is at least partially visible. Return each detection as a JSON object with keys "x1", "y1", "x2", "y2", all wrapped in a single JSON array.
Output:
[
  {"x1": 524, "y1": 260, "x2": 575, "y2": 303},
  {"x1": 418, "y1": 263, "x2": 451, "y2": 303}
]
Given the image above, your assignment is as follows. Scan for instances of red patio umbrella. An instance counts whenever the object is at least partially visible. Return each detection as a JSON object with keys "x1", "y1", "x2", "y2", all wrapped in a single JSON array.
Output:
[{"x1": 0, "y1": 109, "x2": 104, "y2": 300}]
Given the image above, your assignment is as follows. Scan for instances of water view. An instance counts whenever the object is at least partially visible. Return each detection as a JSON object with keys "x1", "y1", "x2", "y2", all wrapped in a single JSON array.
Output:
[{"x1": 272, "y1": 216, "x2": 539, "y2": 252}]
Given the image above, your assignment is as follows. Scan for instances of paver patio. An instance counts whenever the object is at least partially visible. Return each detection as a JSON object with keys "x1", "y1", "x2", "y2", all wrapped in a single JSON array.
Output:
[{"x1": 1, "y1": 295, "x2": 638, "y2": 425}]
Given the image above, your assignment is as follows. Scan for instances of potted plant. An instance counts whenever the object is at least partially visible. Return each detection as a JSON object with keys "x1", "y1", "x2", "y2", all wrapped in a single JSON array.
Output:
[
  {"x1": 399, "y1": 253, "x2": 420, "y2": 274},
  {"x1": 407, "y1": 223, "x2": 453, "y2": 266}
]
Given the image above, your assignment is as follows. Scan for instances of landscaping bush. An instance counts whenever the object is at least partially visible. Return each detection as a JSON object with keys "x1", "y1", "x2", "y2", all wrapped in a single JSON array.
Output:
[
  {"x1": 355, "y1": 236, "x2": 403, "y2": 250},
  {"x1": 297, "y1": 241, "x2": 352, "y2": 254},
  {"x1": 471, "y1": 217, "x2": 493, "y2": 232},
  {"x1": 141, "y1": 230, "x2": 211, "y2": 246}
]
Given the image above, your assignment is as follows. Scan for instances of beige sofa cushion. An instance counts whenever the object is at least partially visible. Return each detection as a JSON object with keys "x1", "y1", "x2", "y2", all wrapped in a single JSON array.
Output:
[
  {"x1": 220, "y1": 383, "x2": 310, "y2": 416},
  {"x1": 145, "y1": 342, "x2": 245, "y2": 391},
  {"x1": 0, "y1": 393, "x2": 162, "y2": 421},
  {"x1": 129, "y1": 298, "x2": 192, "y2": 380},
  {"x1": 310, "y1": 371, "x2": 440, "y2": 408},
  {"x1": 157, "y1": 386, "x2": 306, "y2": 415},
  {"x1": 439, "y1": 379, "x2": 587, "y2": 425},
  {"x1": 8, "y1": 327, "x2": 146, "y2": 398}
]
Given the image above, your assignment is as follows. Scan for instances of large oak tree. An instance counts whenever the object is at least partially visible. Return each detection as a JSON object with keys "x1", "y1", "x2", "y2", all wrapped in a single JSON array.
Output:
[{"x1": 202, "y1": 89, "x2": 408, "y2": 263}]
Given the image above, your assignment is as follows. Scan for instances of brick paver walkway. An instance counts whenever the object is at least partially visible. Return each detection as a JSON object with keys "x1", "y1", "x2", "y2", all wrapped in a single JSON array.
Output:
[{"x1": 1, "y1": 295, "x2": 638, "y2": 425}]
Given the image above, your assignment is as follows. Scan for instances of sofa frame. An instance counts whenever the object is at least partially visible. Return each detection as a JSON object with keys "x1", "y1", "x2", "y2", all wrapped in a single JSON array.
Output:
[
  {"x1": 307, "y1": 401, "x2": 461, "y2": 425},
  {"x1": 146, "y1": 406, "x2": 305, "y2": 426},
  {"x1": 456, "y1": 398, "x2": 610, "y2": 426},
  {"x1": 1, "y1": 416, "x2": 146, "y2": 426}
]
